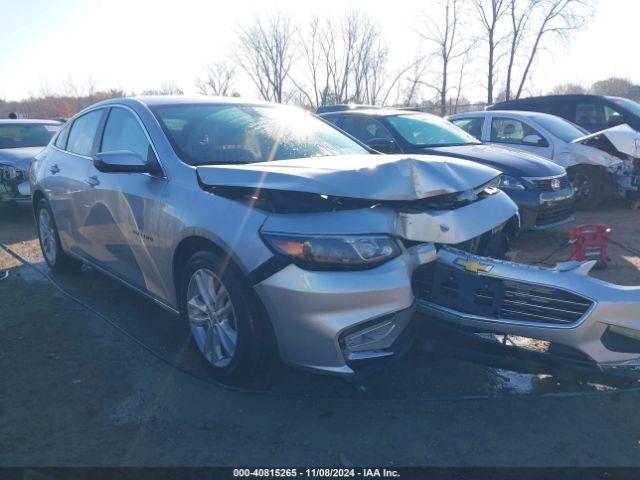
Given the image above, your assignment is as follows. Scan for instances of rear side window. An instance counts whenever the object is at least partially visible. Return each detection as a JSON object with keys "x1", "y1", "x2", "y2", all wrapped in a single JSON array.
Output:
[
  {"x1": 67, "y1": 110, "x2": 104, "y2": 156},
  {"x1": 575, "y1": 102, "x2": 623, "y2": 126},
  {"x1": 490, "y1": 117, "x2": 544, "y2": 145},
  {"x1": 451, "y1": 117, "x2": 484, "y2": 140},
  {"x1": 100, "y1": 108, "x2": 156, "y2": 163}
]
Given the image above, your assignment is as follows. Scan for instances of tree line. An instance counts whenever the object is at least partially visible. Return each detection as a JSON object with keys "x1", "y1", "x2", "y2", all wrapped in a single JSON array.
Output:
[{"x1": 8, "y1": 0, "x2": 640, "y2": 121}]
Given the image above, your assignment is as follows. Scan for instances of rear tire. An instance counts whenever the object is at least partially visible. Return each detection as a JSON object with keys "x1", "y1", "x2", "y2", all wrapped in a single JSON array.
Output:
[
  {"x1": 179, "y1": 250, "x2": 273, "y2": 382},
  {"x1": 35, "y1": 199, "x2": 81, "y2": 273},
  {"x1": 567, "y1": 165, "x2": 606, "y2": 210}
]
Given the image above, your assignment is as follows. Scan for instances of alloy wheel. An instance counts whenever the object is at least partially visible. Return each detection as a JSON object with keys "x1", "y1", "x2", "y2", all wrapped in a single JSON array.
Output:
[
  {"x1": 38, "y1": 207, "x2": 57, "y2": 265},
  {"x1": 186, "y1": 268, "x2": 238, "y2": 368}
]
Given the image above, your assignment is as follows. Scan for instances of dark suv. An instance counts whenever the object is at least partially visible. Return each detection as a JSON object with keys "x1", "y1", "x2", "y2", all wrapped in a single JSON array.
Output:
[{"x1": 489, "y1": 94, "x2": 640, "y2": 133}]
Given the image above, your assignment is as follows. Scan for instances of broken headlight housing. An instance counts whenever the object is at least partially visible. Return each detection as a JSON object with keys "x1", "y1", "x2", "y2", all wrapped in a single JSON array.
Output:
[{"x1": 261, "y1": 233, "x2": 402, "y2": 270}]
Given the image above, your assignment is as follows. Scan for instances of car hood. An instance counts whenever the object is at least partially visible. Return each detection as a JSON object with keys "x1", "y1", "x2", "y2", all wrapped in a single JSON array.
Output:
[
  {"x1": 422, "y1": 144, "x2": 565, "y2": 177},
  {"x1": 0, "y1": 146, "x2": 44, "y2": 171},
  {"x1": 196, "y1": 154, "x2": 501, "y2": 201},
  {"x1": 572, "y1": 124, "x2": 640, "y2": 159}
]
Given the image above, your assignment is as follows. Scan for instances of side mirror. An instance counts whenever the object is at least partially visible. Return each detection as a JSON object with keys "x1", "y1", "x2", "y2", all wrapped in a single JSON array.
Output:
[
  {"x1": 366, "y1": 138, "x2": 400, "y2": 154},
  {"x1": 93, "y1": 151, "x2": 156, "y2": 174},
  {"x1": 522, "y1": 134, "x2": 547, "y2": 147}
]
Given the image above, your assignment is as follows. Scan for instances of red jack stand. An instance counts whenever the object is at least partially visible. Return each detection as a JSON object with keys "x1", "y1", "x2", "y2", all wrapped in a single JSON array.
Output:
[{"x1": 569, "y1": 224, "x2": 611, "y2": 269}]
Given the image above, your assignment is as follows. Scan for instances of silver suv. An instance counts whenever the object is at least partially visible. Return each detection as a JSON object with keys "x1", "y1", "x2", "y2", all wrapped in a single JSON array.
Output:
[{"x1": 30, "y1": 96, "x2": 518, "y2": 380}]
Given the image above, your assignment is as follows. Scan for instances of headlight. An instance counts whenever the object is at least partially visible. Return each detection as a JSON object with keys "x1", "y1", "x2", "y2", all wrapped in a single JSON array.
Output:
[
  {"x1": 261, "y1": 232, "x2": 402, "y2": 270},
  {"x1": 498, "y1": 175, "x2": 526, "y2": 190}
]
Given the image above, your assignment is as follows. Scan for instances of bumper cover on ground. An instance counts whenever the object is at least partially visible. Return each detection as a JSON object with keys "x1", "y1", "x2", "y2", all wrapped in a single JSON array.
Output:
[{"x1": 415, "y1": 247, "x2": 640, "y2": 373}]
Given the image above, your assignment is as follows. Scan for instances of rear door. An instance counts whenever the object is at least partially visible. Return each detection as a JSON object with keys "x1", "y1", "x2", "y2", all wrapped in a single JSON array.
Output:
[
  {"x1": 82, "y1": 106, "x2": 170, "y2": 300},
  {"x1": 46, "y1": 108, "x2": 106, "y2": 256}
]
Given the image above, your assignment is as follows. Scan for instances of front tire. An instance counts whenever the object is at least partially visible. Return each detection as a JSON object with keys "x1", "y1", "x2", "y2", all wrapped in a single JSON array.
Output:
[
  {"x1": 180, "y1": 250, "x2": 272, "y2": 382},
  {"x1": 568, "y1": 165, "x2": 606, "y2": 210},
  {"x1": 35, "y1": 199, "x2": 80, "y2": 272}
]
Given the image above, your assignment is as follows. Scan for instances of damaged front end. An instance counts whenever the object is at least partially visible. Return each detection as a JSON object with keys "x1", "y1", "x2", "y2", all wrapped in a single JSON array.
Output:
[
  {"x1": 197, "y1": 155, "x2": 518, "y2": 375},
  {"x1": 415, "y1": 247, "x2": 640, "y2": 379},
  {"x1": 572, "y1": 124, "x2": 640, "y2": 200}
]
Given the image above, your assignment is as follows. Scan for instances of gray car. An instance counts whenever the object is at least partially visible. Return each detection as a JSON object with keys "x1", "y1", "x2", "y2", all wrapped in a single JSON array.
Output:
[
  {"x1": 30, "y1": 97, "x2": 640, "y2": 381},
  {"x1": 0, "y1": 119, "x2": 61, "y2": 210},
  {"x1": 29, "y1": 96, "x2": 518, "y2": 380}
]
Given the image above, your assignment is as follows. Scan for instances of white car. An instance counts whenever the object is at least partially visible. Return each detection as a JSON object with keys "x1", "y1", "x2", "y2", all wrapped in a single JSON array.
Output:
[{"x1": 449, "y1": 111, "x2": 640, "y2": 209}]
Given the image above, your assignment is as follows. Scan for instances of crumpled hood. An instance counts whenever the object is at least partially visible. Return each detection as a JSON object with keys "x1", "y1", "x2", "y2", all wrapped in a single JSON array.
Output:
[
  {"x1": 422, "y1": 144, "x2": 565, "y2": 177},
  {"x1": 0, "y1": 147, "x2": 43, "y2": 171},
  {"x1": 561, "y1": 142, "x2": 623, "y2": 168},
  {"x1": 572, "y1": 124, "x2": 640, "y2": 159},
  {"x1": 196, "y1": 154, "x2": 501, "y2": 201}
]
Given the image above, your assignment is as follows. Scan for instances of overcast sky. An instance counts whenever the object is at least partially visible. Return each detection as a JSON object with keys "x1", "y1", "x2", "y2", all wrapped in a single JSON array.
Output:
[{"x1": 1, "y1": 0, "x2": 638, "y2": 102}]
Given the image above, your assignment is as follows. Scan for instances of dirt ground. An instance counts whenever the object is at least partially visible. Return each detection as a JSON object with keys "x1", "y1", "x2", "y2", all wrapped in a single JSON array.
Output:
[{"x1": 2, "y1": 204, "x2": 640, "y2": 467}]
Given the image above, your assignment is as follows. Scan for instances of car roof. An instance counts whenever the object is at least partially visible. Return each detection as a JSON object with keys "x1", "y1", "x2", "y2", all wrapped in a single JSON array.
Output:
[
  {"x1": 91, "y1": 95, "x2": 274, "y2": 109},
  {"x1": 490, "y1": 94, "x2": 620, "y2": 108},
  {"x1": 453, "y1": 110, "x2": 564, "y2": 120},
  {"x1": 321, "y1": 108, "x2": 434, "y2": 118},
  {"x1": 0, "y1": 119, "x2": 62, "y2": 125}
]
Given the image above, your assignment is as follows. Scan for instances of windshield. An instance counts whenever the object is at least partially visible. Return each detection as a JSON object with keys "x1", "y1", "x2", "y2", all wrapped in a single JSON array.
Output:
[
  {"x1": 533, "y1": 114, "x2": 588, "y2": 142},
  {"x1": 611, "y1": 97, "x2": 640, "y2": 118},
  {"x1": 386, "y1": 113, "x2": 480, "y2": 147},
  {"x1": 0, "y1": 123, "x2": 60, "y2": 149},
  {"x1": 151, "y1": 104, "x2": 368, "y2": 165}
]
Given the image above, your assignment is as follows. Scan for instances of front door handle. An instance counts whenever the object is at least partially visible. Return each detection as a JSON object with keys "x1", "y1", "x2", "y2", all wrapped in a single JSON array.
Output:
[
  {"x1": 86, "y1": 175, "x2": 100, "y2": 187},
  {"x1": 49, "y1": 164, "x2": 60, "y2": 175}
]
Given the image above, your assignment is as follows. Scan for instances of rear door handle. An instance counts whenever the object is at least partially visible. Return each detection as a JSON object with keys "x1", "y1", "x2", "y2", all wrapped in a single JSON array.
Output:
[
  {"x1": 86, "y1": 175, "x2": 100, "y2": 187},
  {"x1": 49, "y1": 164, "x2": 60, "y2": 175}
]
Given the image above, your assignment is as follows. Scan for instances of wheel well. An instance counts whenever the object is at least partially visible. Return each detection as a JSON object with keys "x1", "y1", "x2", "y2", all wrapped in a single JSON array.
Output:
[
  {"x1": 32, "y1": 189, "x2": 44, "y2": 212},
  {"x1": 172, "y1": 236, "x2": 231, "y2": 300},
  {"x1": 172, "y1": 235, "x2": 279, "y2": 355}
]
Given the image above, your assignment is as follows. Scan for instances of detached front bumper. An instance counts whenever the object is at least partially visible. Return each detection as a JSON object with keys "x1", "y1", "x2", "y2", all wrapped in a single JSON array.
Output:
[
  {"x1": 254, "y1": 244, "x2": 437, "y2": 376},
  {"x1": 416, "y1": 247, "x2": 640, "y2": 374}
]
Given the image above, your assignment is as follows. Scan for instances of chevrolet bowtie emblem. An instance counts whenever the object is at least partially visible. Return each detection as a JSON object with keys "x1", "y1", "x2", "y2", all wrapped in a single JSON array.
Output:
[{"x1": 454, "y1": 257, "x2": 494, "y2": 274}]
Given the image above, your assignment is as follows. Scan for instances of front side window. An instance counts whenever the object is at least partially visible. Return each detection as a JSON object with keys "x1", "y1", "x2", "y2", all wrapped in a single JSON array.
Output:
[
  {"x1": 340, "y1": 116, "x2": 395, "y2": 143},
  {"x1": 67, "y1": 110, "x2": 104, "y2": 156},
  {"x1": 386, "y1": 114, "x2": 479, "y2": 147},
  {"x1": 100, "y1": 108, "x2": 156, "y2": 163},
  {"x1": 490, "y1": 117, "x2": 545, "y2": 145},
  {"x1": 451, "y1": 117, "x2": 485, "y2": 140},
  {"x1": 151, "y1": 104, "x2": 368, "y2": 166},
  {"x1": 0, "y1": 123, "x2": 60, "y2": 149}
]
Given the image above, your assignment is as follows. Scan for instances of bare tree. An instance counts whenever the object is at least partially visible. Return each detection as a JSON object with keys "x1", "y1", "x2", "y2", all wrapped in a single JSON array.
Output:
[
  {"x1": 589, "y1": 77, "x2": 636, "y2": 98},
  {"x1": 514, "y1": 0, "x2": 593, "y2": 98},
  {"x1": 195, "y1": 61, "x2": 236, "y2": 96},
  {"x1": 234, "y1": 11, "x2": 296, "y2": 103},
  {"x1": 550, "y1": 82, "x2": 586, "y2": 94},
  {"x1": 504, "y1": 0, "x2": 538, "y2": 101},
  {"x1": 472, "y1": 0, "x2": 510, "y2": 104},
  {"x1": 414, "y1": 0, "x2": 471, "y2": 115},
  {"x1": 401, "y1": 54, "x2": 429, "y2": 106},
  {"x1": 140, "y1": 84, "x2": 184, "y2": 95}
]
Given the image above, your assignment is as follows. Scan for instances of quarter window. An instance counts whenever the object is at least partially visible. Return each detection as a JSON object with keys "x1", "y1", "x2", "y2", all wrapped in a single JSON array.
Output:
[
  {"x1": 490, "y1": 118, "x2": 545, "y2": 145},
  {"x1": 55, "y1": 123, "x2": 71, "y2": 149},
  {"x1": 101, "y1": 108, "x2": 156, "y2": 163},
  {"x1": 451, "y1": 117, "x2": 484, "y2": 140},
  {"x1": 67, "y1": 110, "x2": 104, "y2": 156}
]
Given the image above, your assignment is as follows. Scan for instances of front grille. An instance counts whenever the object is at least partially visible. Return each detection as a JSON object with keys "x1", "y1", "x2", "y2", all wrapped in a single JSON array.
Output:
[
  {"x1": 536, "y1": 205, "x2": 573, "y2": 226},
  {"x1": 414, "y1": 264, "x2": 593, "y2": 326},
  {"x1": 530, "y1": 175, "x2": 571, "y2": 192}
]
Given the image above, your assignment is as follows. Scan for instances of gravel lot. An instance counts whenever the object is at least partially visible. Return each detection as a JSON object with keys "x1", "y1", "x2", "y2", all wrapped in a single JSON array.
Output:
[{"x1": 2, "y1": 203, "x2": 640, "y2": 467}]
